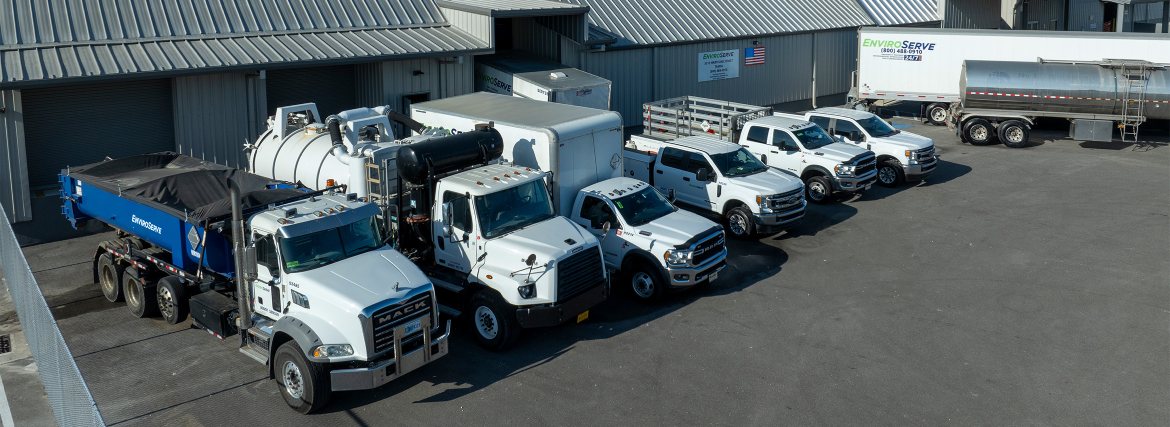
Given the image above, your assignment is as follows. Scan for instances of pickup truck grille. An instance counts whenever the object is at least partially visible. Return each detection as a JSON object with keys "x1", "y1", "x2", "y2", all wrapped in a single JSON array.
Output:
[
  {"x1": 369, "y1": 292, "x2": 432, "y2": 356},
  {"x1": 692, "y1": 232, "x2": 726, "y2": 266},
  {"x1": 557, "y1": 248, "x2": 605, "y2": 303},
  {"x1": 916, "y1": 146, "x2": 937, "y2": 162},
  {"x1": 850, "y1": 153, "x2": 877, "y2": 177},
  {"x1": 766, "y1": 189, "x2": 804, "y2": 210}
]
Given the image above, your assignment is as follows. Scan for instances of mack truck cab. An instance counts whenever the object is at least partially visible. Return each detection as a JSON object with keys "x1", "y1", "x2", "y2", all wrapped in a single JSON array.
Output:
[
  {"x1": 740, "y1": 114, "x2": 878, "y2": 203},
  {"x1": 569, "y1": 178, "x2": 727, "y2": 301}
]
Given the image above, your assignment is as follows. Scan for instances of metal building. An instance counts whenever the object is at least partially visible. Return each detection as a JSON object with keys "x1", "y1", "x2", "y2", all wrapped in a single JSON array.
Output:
[{"x1": 942, "y1": 0, "x2": 1169, "y2": 31}]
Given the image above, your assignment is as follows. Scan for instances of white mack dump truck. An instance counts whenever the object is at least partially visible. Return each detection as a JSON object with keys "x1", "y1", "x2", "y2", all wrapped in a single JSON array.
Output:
[
  {"x1": 410, "y1": 92, "x2": 728, "y2": 301},
  {"x1": 249, "y1": 104, "x2": 608, "y2": 350}
]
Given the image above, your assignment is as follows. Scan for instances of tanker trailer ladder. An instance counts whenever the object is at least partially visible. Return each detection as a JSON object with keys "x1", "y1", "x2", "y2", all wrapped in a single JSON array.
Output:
[{"x1": 1111, "y1": 60, "x2": 1161, "y2": 143}]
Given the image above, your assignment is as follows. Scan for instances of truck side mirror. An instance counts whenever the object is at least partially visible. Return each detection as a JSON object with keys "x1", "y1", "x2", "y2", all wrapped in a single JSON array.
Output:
[
  {"x1": 441, "y1": 202, "x2": 453, "y2": 237},
  {"x1": 696, "y1": 168, "x2": 712, "y2": 182},
  {"x1": 600, "y1": 221, "x2": 611, "y2": 239},
  {"x1": 850, "y1": 131, "x2": 865, "y2": 142},
  {"x1": 667, "y1": 189, "x2": 677, "y2": 202},
  {"x1": 241, "y1": 247, "x2": 258, "y2": 281}
]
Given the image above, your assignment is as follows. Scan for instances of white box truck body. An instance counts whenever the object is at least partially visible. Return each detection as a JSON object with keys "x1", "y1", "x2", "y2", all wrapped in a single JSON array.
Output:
[
  {"x1": 853, "y1": 27, "x2": 1170, "y2": 124},
  {"x1": 410, "y1": 92, "x2": 624, "y2": 215},
  {"x1": 476, "y1": 54, "x2": 612, "y2": 110}
]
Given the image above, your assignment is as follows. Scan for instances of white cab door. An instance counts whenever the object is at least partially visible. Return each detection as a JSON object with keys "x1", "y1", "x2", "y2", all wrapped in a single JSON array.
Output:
[
  {"x1": 575, "y1": 195, "x2": 622, "y2": 268},
  {"x1": 434, "y1": 191, "x2": 477, "y2": 273}
]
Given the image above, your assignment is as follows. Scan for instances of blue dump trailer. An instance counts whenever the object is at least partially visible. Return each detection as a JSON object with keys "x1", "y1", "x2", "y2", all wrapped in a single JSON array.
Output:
[{"x1": 60, "y1": 152, "x2": 450, "y2": 413}]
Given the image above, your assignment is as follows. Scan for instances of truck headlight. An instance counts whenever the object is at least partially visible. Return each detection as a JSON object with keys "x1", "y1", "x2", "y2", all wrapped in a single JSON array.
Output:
[
  {"x1": 664, "y1": 249, "x2": 692, "y2": 267},
  {"x1": 518, "y1": 283, "x2": 536, "y2": 299},
  {"x1": 834, "y1": 164, "x2": 855, "y2": 177},
  {"x1": 905, "y1": 150, "x2": 918, "y2": 164},
  {"x1": 311, "y1": 344, "x2": 353, "y2": 358}
]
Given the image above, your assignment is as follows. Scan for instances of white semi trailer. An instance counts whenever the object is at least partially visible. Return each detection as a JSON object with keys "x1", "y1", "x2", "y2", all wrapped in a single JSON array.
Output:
[
  {"x1": 477, "y1": 54, "x2": 612, "y2": 110},
  {"x1": 850, "y1": 27, "x2": 1170, "y2": 125}
]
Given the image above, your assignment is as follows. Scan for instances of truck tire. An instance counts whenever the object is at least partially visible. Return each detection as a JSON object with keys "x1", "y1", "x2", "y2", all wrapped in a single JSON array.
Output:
[
  {"x1": 925, "y1": 103, "x2": 949, "y2": 126},
  {"x1": 123, "y1": 268, "x2": 159, "y2": 318},
  {"x1": 157, "y1": 276, "x2": 189, "y2": 325},
  {"x1": 725, "y1": 206, "x2": 756, "y2": 239},
  {"x1": 275, "y1": 341, "x2": 331, "y2": 414},
  {"x1": 96, "y1": 253, "x2": 124, "y2": 303},
  {"x1": 805, "y1": 176, "x2": 834, "y2": 204},
  {"x1": 470, "y1": 290, "x2": 520, "y2": 351},
  {"x1": 961, "y1": 118, "x2": 997, "y2": 146},
  {"x1": 998, "y1": 120, "x2": 1030, "y2": 148},
  {"x1": 876, "y1": 159, "x2": 905, "y2": 187},
  {"x1": 626, "y1": 261, "x2": 665, "y2": 302}
]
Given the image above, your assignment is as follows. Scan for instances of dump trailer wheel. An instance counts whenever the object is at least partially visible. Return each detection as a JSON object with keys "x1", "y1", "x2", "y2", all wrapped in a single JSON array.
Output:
[
  {"x1": 470, "y1": 289, "x2": 520, "y2": 351},
  {"x1": 157, "y1": 276, "x2": 189, "y2": 325},
  {"x1": 805, "y1": 175, "x2": 834, "y2": 204},
  {"x1": 123, "y1": 268, "x2": 159, "y2": 318},
  {"x1": 96, "y1": 253, "x2": 124, "y2": 303},
  {"x1": 962, "y1": 118, "x2": 997, "y2": 146},
  {"x1": 925, "y1": 103, "x2": 950, "y2": 126},
  {"x1": 725, "y1": 206, "x2": 756, "y2": 239},
  {"x1": 998, "y1": 120, "x2": 1031, "y2": 148},
  {"x1": 626, "y1": 261, "x2": 665, "y2": 302},
  {"x1": 275, "y1": 341, "x2": 331, "y2": 414},
  {"x1": 876, "y1": 159, "x2": 906, "y2": 187}
]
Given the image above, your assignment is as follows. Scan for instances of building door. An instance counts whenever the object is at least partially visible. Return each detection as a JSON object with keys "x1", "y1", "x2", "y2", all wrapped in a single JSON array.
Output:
[{"x1": 266, "y1": 65, "x2": 357, "y2": 119}]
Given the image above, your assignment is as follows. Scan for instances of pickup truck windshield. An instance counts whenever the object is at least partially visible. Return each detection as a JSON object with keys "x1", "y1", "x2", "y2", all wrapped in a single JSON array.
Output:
[
  {"x1": 475, "y1": 180, "x2": 555, "y2": 239},
  {"x1": 793, "y1": 126, "x2": 836, "y2": 150},
  {"x1": 710, "y1": 148, "x2": 769, "y2": 177},
  {"x1": 280, "y1": 217, "x2": 382, "y2": 273},
  {"x1": 614, "y1": 187, "x2": 677, "y2": 226},
  {"x1": 858, "y1": 116, "x2": 899, "y2": 137}
]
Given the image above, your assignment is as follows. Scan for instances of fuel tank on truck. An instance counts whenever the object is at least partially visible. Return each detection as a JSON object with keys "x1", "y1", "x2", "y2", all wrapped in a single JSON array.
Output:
[
  {"x1": 960, "y1": 60, "x2": 1170, "y2": 120},
  {"x1": 396, "y1": 128, "x2": 505, "y2": 185}
]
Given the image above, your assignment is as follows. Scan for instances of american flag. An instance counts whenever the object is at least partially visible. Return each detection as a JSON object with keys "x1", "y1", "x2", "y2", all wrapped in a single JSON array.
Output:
[{"x1": 744, "y1": 46, "x2": 766, "y2": 65}]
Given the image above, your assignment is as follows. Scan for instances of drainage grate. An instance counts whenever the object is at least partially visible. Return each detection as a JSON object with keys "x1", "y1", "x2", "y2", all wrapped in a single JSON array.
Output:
[{"x1": 0, "y1": 334, "x2": 10, "y2": 354}]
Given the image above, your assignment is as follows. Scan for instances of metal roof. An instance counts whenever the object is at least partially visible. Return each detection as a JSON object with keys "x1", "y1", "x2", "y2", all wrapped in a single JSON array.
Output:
[
  {"x1": 436, "y1": 0, "x2": 588, "y2": 17},
  {"x1": 857, "y1": 0, "x2": 940, "y2": 26},
  {"x1": 559, "y1": 0, "x2": 876, "y2": 46},
  {"x1": 0, "y1": 0, "x2": 489, "y2": 86}
]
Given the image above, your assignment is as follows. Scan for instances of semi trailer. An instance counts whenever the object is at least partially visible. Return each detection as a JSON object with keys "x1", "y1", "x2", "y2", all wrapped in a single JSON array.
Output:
[
  {"x1": 60, "y1": 153, "x2": 449, "y2": 413},
  {"x1": 850, "y1": 27, "x2": 1170, "y2": 125},
  {"x1": 477, "y1": 53, "x2": 612, "y2": 110},
  {"x1": 409, "y1": 92, "x2": 728, "y2": 301},
  {"x1": 248, "y1": 104, "x2": 608, "y2": 350},
  {"x1": 951, "y1": 59, "x2": 1170, "y2": 147}
]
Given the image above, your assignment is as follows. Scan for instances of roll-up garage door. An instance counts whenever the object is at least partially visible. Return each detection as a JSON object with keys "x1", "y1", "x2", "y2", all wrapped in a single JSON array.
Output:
[
  {"x1": 266, "y1": 66, "x2": 357, "y2": 119},
  {"x1": 23, "y1": 79, "x2": 174, "y2": 187}
]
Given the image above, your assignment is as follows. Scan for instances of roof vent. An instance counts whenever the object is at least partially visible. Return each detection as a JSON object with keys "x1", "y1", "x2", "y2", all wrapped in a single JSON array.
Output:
[{"x1": 549, "y1": 71, "x2": 568, "y2": 80}]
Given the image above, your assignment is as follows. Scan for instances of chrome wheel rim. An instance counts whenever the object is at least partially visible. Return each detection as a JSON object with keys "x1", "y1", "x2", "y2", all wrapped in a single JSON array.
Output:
[
  {"x1": 158, "y1": 286, "x2": 174, "y2": 320},
  {"x1": 475, "y1": 306, "x2": 498, "y2": 340},
  {"x1": 1006, "y1": 127, "x2": 1024, "y2": 143},
  {"x1": 930, "y1": 107, "x2": 947, "y2": 123},
  {"x1": 971, "y1": 125, "x2": 989, "y2": 141},
  {"x1": 631, "y1": 271, "x2": 655, "y2": 299},
  {"x1": 878, "y1": 166, "x2": 897, "y2": 184},
  {"x1": 728, "y1": 213, "x2": 748, "y2": 236},
  {"x1": 808, "y1": 181, "x2": 828, "y2": 201},
  {"x1": 281, "y1": 361, "x2": 304, "y2": 400}
]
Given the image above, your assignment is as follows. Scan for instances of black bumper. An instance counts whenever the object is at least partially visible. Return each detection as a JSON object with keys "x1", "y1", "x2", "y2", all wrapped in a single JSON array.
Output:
[{"x1": 515, "y1": 283, "x2": 608, "y2": 328}]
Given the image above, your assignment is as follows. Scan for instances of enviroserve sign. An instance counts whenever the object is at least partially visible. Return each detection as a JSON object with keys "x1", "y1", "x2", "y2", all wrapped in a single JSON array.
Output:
[
  {"x1": 862, "y1": 38, "x2": 937, "y2": 62},
  {"x1": 698, "y1": 49, "x2": 739, "y2": 82}
]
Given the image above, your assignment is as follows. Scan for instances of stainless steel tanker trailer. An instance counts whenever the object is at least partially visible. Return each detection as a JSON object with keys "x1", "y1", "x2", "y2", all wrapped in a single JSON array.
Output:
[{"x1": 950, "y1": 59, "x2": 1170, "y2": 147}]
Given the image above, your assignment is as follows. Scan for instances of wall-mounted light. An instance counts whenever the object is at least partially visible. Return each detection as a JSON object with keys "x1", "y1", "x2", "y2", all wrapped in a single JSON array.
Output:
[
  {"x1": 0, "y1": 106, "x2": 6, "y2": 114},
  {"x1": 413, "y1": 70, "x2": 425, "y2": 76}
]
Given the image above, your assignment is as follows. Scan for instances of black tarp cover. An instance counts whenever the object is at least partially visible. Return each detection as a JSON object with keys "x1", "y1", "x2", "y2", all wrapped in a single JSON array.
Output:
[{"x1": 70, "y1": 152, "x2": 305, "y2": 223}]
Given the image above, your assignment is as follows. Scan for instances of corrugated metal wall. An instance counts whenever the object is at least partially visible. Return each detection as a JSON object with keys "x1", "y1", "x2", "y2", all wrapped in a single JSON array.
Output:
[
  {"x1": 439, "y1": 56, "x2": 476, "y2": 99},
  {"x1": 266, "y1": 66, "x2": 357, "y2": 118},
  {"x1": 1023, "y1": 0, "x2": 1066, "y2": 30},
  {"x1": 1067, "y1": 0, "x2": 1104, "y2": 31},
  {"x1": 173, "y1": 73, "x2": 266, "y2": 168},
  {"x1": 942, "y1": 0, "x2": 1005, "y2": 28},
  {"x1": 515, "y1": 19, "x2": 561, "y2": 61},
  {"x1": 441, "y1": 8, "x2": 493, "y2": 43},
  {"x1": 0, "y1": 90, "x2": 31, "y2": 222},
  {"x1": 583, "y1": 29, "x2": 856, "y2": 126}
]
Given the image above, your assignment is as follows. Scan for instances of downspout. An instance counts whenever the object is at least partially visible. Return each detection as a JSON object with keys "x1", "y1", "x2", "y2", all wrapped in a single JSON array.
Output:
[{"x1": 811, "y1": 35, "x2": 818, "y2": 109}]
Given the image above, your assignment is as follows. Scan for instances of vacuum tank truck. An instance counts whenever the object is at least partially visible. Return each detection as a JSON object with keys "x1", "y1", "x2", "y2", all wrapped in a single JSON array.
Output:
[
  {"x1": 248, "y1": 104, "x2": 608, "y2": 350},
  {"x1": 60, "y1": 153, "x2": 449, "y2": 413},
  {"x1": 951, "y1": 59, "x2": 1170, "y2": 147}
]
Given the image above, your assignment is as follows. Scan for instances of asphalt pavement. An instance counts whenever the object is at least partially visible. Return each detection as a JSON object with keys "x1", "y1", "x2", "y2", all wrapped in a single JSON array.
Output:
[{"x1": 18, "y1": 117, "x2": 1170, "y2": 425}]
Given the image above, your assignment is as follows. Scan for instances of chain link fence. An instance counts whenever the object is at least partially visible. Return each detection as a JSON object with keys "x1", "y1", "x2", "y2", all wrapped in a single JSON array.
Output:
[{"x1": 0, "y1": 209, "x2": 105, "y2": 426}]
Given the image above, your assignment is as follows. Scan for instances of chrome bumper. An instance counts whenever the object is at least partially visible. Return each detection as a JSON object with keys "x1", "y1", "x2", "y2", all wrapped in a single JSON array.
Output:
[
  {"x1": 834, "y1": 171, "x2": 878, "y2": 192},
  {"x1": 667, "y1": 251, "x2": 728, "y2": 287},
  {"x1": 906, "y1": 156, "x2": 939, "y2": 177},
  {"x1": 330, "y1": 319, "x2": 451, "y2": 392}
]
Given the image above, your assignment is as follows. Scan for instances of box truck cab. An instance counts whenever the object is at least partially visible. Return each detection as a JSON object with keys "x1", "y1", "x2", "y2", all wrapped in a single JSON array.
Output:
[
  {"x1": 803, "y1": 107, "x2": 938, "y2": 186},
  {"x1": 410, "y1": 92, "x2": 725, "y2": 301},
  {"x1": 738, "y1": 114, "x2": 878, "y2": 202},
  {"x1": 249, "y1": 104, "x2": 608, "y2": 351},
  {"x1": 625, "y1": 135, "x2": 806, "y2": 238}
]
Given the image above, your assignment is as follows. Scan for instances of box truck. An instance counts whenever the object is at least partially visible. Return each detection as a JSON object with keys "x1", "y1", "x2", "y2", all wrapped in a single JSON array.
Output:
[{"x1": 477, "y1": 54, "x2": 612, "y2": 110}]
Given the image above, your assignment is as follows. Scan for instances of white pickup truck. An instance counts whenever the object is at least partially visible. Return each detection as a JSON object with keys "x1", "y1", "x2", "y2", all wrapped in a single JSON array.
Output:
[
  {"x1": 803, "y1": 107, "x2": 938, "y2": 187},
  {"x1": 569, "y1": 177, "x2": 727, "y2": 301},
  {"x1": 625, "y1": 135, "x2": 806, "y2": 239},
  {"x1": 740, "y1": 114, "x2": 878, "y2": 203}
]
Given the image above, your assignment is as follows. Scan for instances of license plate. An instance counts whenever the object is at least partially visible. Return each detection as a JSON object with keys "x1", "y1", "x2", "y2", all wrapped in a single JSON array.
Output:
[
  {"x1": 708, "y1": 271, "x2": 719, "y2": 282},
  {"x1": 404, "y1": 318, "x2": 422, "y2": 335},
  {"x1": 865, "y1": 183, "x2": 872, "y2": 190},
  {"x1": 576, "y1": 310, "x2": 589, "y2": 323}
]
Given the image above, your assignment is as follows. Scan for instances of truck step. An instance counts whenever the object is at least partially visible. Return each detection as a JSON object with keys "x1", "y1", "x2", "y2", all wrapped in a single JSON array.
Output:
[
  {"x1": 430, "y1": 277, "x2": 465, "y2": 293},
  {"x1": 439, "y1": 305, "x2": 462, "y2": 318},
  {"x1": 239, "y1": 343, "x2": 268, "y2": 364}
]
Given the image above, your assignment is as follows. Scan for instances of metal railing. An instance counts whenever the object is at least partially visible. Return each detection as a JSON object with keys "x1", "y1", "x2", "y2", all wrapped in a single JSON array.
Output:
[{"x1": 0, "y1": 209, "x2": 105, "y2": 427}]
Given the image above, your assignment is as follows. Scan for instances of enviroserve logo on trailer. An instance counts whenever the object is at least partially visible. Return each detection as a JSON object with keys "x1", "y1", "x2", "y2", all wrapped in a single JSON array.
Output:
[
  {"x1": 132, "y1": 215, "x2": 163, "y2": 235},
  {"x1": 862, "y1": 38, "x2": 937, "y2": 62}
]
